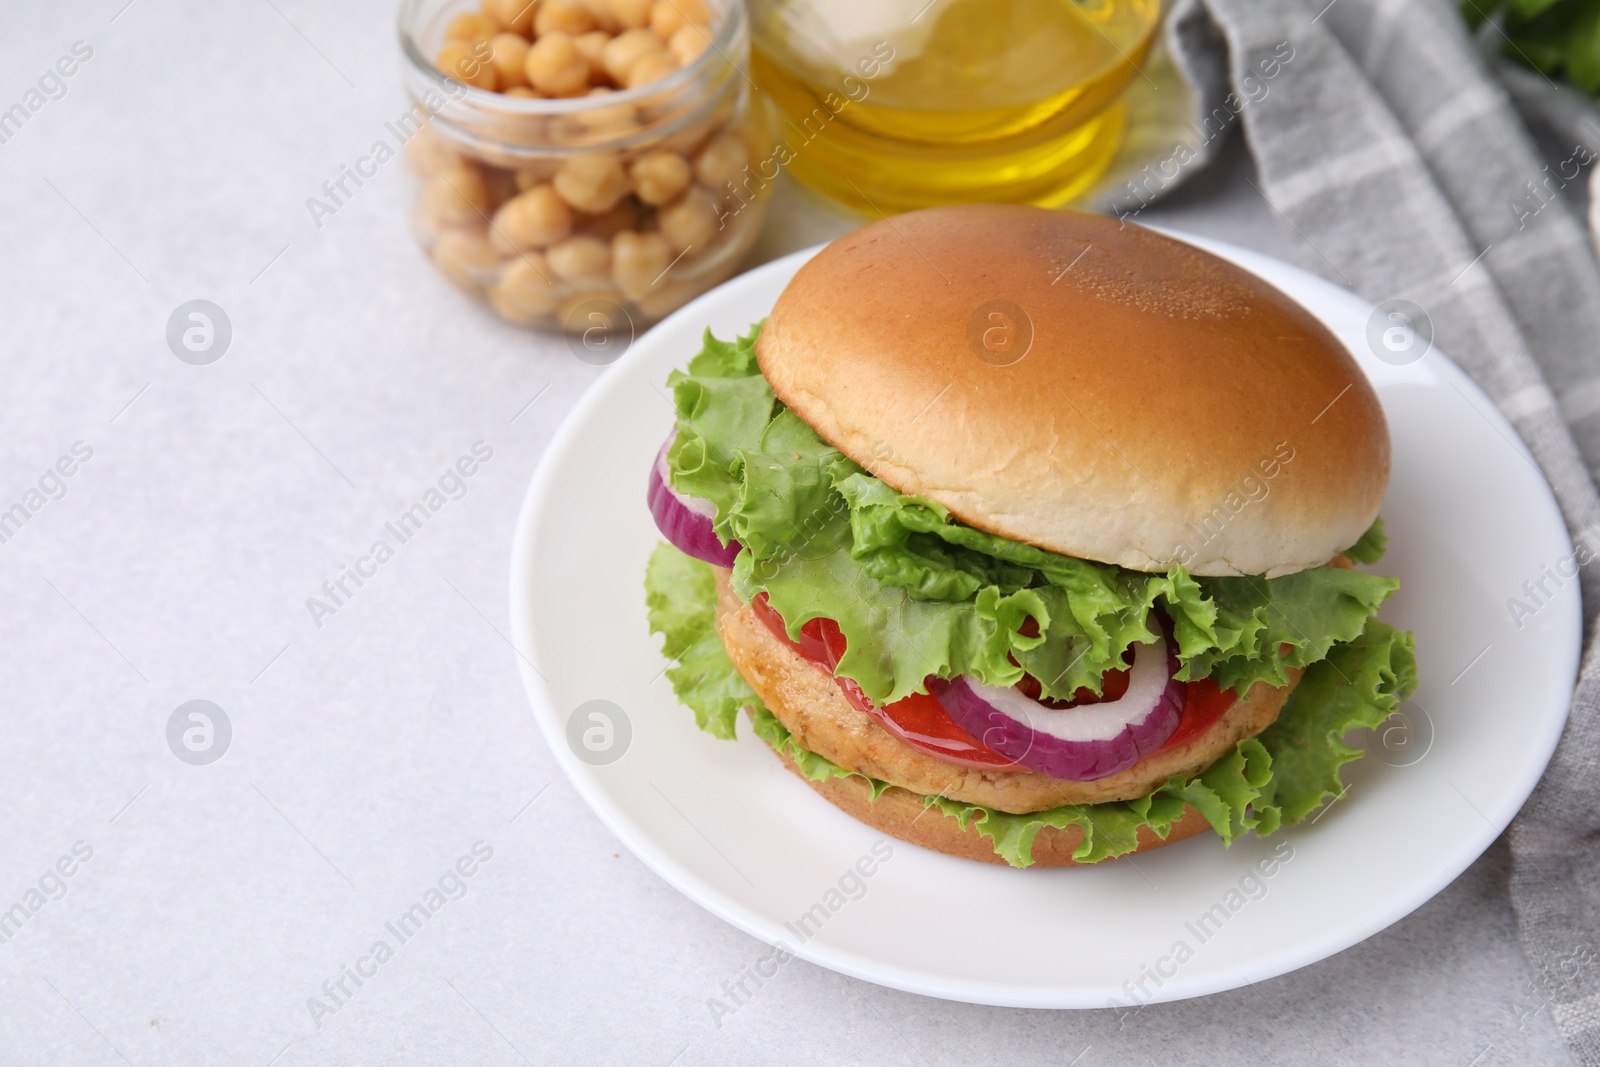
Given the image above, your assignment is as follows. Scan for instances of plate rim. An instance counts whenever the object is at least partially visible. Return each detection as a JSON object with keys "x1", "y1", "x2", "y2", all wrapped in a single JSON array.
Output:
[{"x1": 508, "y1": 231, "x2": 1582, "y2": 1008}]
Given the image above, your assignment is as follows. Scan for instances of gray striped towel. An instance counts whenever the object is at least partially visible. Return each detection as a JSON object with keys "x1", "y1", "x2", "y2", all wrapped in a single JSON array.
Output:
[{"x1": 1146, "y1": 0, "x2": 1600, "y2": 1060}]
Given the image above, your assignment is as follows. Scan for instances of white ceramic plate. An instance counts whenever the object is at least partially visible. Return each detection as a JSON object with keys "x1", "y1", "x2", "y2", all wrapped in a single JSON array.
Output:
[{"x1": 509, "y1": 232, "x2": 1581, "y2": 1008}]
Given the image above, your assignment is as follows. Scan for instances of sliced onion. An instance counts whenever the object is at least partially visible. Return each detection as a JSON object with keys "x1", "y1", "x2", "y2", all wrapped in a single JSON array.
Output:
[
  {"x1": 930, "y1": 621, "x2": 1184, "y2": 782},
  {"x1": 648, "y1": 432, "x2": 741, "y2": 567}
]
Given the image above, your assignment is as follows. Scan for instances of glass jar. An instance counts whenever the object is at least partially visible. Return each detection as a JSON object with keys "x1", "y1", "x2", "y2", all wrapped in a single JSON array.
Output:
[
  {"x1": 397, "y1": 0, "x2": 775, "y2": 334},
  {"x1": 746, "y1": 0, "x2": 1160, "y2": 214}
]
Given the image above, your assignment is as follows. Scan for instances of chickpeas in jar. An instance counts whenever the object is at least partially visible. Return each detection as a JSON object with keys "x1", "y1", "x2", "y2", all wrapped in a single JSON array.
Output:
[{"x1": 399, "y1": 0, "x2": 774, "y2": 334}]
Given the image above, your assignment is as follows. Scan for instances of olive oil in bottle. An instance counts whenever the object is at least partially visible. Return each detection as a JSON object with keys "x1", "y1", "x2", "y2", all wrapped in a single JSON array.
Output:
[{"x1": 748, "y1": 0, "x2": 1160, "y2": 213}]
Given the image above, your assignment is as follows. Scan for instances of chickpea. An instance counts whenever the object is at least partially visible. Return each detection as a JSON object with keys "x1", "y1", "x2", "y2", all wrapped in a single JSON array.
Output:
[
  {"x1": 628, "y1": 150, "x2": 691, "y2": 205},
  {"x1": 650, "y1": 0, "x2": 710, "y2": 38},
  {"x1": 659, "y1": 110, "x2": 717, "y2": 154},
  {"x1": 578, "y1": 0, "x2": 622, "y2": 33},
  {"x1": 547, "y1": 235, "x2": 613, "y2": 281},
  {"x1": 405, "y1": 125, "x2": 460, "y2": 178},
  {"x1": 490, "y1": 184, "x2": 573, "y2": 251},
  {"x1": 504, "y1": 85, "x2": 540, "y2": 98},
  {"x1": 422, "y1": 164, "x2": 495, "y2": 226},
  {"x1": 445, "y1": 12, "x2": 498, "y2": 42},
  {"x1": 490, "y1": 253, "x2": 560, "y2": 323},
  {"x1": 602, "y1": 0, "x2": 655, "y2": 30},
  {"x1": 480, "y1": 164, "x2": 519, "y2": 207},
  {"x1": 553, "y1": 152, "x2": 630, "y2": 213},
  {"x1": 436, "y1": 40, "x2": 498, "y2": 90},
  {"x1": 535, "y1": 0, "x2": 595, "y2": 35},
  {"x1": 648, "y1": 1, "x2": 683, "y2": 38},
  {"x1": 602, "y1": 29, "x2": 666, "y2": 84},
  {"x1": 658, "y1": 187, "x2": 719, "y2": 253},
  {"x1": 487, "y1": 32, "x2": 531, "y2": 89},
  {"x1": 668, "y1": 24, "x2": 711, "y2": 65},
  {"x1": 484, "y1": 0, "x2": 538, "y2": 35},
  {"x1": 559, "y1": 89, "x2": 638, "y2": 140},
  {"x1": 612, "y1": 230, "x2": 674, "y2": 300},
  {"x1": 432, "y1": 227, "x2": 503, "y2": 292},
  {"x1": 577, "y1": 197, "x2": 642, "y2": 238},
  {"x1": 525, "y1": 32, "x2": 590, "y2": 97},
  {"x1": 573, "y1": 31, "x2": 611, "y2": 81},
  {"x1": 625, "y1": 51, "x2": 679, "y2": 88},
  {"x1": 514, "y1": 159, "x2": 562, "y2": 190},
  {"x1": 549, "y1": 111, "x2": 588, "y2": 143},
  {"x1": 694, "y1": 133, "x2": 747, "y2": 191}
]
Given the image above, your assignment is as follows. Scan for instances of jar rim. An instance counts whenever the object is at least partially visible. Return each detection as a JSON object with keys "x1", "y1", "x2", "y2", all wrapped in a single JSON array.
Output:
[{"x1": 395, "y1": 0, "x2": 748, "y2": 116}]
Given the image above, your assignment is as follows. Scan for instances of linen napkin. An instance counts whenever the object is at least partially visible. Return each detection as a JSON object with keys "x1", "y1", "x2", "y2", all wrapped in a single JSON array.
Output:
[{"x1": 1145, "y1": 0, "x2": 1600, "y2": 1060}]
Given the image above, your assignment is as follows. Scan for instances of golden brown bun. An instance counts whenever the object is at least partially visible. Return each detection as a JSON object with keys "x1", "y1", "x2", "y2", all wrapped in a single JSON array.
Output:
[
  {"x1": 756, "y1": 204, "x2": 1390, "y2": 577},
  {"x1": 715, "y1": 568, "x2": 1299, "y2": 813},
  {"x1": 768, "y1": 740, "x2": 1216, "y2": 867}
]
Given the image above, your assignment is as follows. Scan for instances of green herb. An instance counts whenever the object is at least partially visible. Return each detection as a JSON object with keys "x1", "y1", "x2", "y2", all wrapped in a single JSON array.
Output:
[{"x1": 1463, "y1": 0, "x2": 1600, "y2": 93}]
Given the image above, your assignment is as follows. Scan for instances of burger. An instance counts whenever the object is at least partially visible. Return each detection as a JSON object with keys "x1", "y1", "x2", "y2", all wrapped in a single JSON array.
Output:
[{"x1": 644, "y1": 204, "x2": 1417, "y2": 868}]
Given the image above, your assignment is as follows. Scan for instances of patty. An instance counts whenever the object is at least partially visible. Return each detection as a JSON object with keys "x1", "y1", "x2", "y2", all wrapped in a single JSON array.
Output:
[{"x1": 714, "y1": 568, "x2": 1301, "y2": 814}]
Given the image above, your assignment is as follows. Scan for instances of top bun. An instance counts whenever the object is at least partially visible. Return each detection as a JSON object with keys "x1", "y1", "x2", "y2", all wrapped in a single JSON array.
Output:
[{"x1": 755, "y1": 204, "x2": 1390, "y2": 577}]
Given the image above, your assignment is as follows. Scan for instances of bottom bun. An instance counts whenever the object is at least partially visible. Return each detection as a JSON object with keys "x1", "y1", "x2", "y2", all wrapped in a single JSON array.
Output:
[{"x1": 763, "y1": 731, "x2": 1216, "y2": 868}]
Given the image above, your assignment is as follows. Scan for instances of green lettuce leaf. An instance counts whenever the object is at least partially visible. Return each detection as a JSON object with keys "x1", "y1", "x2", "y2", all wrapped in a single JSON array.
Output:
[
  {"x1": 645, "y1": 541, "x2": 888, "y2": 796},
  {"x1": 1344, "y1": 516, "x2": 1388, "y2": 564},
  {"x1": 665, "y1": 326, "x2": 1400, "y2": 705},
  {"x1": 924, "y1": 738, "x2": 1275, "y2": 867},
  {"x1": 916, "y1": 622, "x2": 1415, "y2": 866},
  {"x1": 1254, "y1": 617, "x2": 1419, "y2": 821},
  {"x1": 664, "y1": 326, "x2": 775, "y2": 541},
  {"x1": 644, "y1": 542, "x2": 759, "y2": 740},
  {"x1": 1182, "y1": 568, "x2": 1399, "y2": 691},
  {"x1": 643, "y1": 544, "x2": 1420, "y2": 868}
]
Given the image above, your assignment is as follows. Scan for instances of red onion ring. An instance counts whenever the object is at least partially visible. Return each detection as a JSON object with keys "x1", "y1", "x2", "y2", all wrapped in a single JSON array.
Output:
[
  {"x1": 648, "y1": 432, "x2": 741, "y2": 567},
  {"x1": 930, "y1": 619, "x2": 1184, "y2": 781}
]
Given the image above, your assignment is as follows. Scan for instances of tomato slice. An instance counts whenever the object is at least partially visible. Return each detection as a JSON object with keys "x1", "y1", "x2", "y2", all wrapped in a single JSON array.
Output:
[
  {"x1": 750, "y1": 595, "x2": 1019, "y2": 769},
  {"x1": 1158, "y1": 676, "x2": 1235, "y2": 750},
  {"x1": 1015, "y1": 666, "x2": 1130, "y2": 706}
]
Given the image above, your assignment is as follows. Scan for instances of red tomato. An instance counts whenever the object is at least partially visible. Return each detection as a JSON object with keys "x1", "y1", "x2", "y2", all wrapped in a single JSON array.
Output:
[
  {"x1": 750, "y1": 595, "x2": 1019, "y2": 769},
  {"x1": 1158, "y1": 676, "x2": 1236, "y2": 750},
  {"x1": 1015, "y1": 666, "x2": 1130, "y2": 706}
]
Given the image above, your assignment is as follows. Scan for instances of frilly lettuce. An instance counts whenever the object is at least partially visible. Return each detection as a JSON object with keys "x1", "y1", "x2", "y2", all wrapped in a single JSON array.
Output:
[{"x1": 645, "y1": 544, "x2": 1419, "y2": 867}]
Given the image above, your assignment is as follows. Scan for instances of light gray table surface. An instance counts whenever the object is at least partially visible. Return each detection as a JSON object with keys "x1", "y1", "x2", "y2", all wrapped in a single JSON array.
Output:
[{"x1": 0, "y1": 2, "x2": 1574, "y2": 1064}]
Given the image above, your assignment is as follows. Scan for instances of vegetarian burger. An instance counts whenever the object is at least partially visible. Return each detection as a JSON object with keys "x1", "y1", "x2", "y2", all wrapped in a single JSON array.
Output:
[{"x1": 645, "y1": 204, "x2": 1417, "y2": 868}]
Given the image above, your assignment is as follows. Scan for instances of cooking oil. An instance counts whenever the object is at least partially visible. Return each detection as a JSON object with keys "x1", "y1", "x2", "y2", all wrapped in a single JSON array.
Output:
[{"x1": 748, "y1": 0, "x2": 1161, "y2": 213}]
